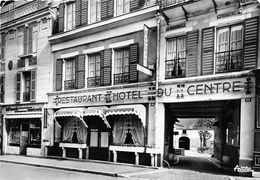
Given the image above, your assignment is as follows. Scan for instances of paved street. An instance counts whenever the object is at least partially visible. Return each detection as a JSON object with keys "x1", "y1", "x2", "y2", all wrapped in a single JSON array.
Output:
[
  {"x1": 0, "y1": 162, "x2": 128, "y2": 180},
  {"x1": 173, "y1": 156, "x2": 233, "y2": 175}
]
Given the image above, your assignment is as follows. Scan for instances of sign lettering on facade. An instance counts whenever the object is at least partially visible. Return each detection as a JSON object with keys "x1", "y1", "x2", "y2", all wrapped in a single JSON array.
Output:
[{"x1": 50, "y1": 78, "x2": 252, "y2": 107}]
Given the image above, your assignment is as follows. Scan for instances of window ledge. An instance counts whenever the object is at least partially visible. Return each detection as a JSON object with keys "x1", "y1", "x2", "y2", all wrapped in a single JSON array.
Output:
[{"x1": 18, "y1": 53, "x2": 36, "y2": 58}]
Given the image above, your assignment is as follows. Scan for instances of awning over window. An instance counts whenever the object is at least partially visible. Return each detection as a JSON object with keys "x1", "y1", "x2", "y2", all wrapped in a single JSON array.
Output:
[
  {"x1": 54, "y1": 108, "x2": 88, "y2": 128},
  {"x1": 5, "y1": 113, "x2": 42, "y2": 119},
  {"x1": 106, "y1": 105, "x2": 146, "y2": 127},
  {"x1": 83, "y1": 107, "x2": 110, "y2": 128}
]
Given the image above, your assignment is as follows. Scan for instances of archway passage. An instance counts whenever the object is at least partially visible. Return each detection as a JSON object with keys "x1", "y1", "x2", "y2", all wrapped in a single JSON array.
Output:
[
  {"x1": 164, "y1": 100, "x2": 240, "y2": 175},
  {"x1": 179, "y1": 136, "x2": 190, "y2": 150}
]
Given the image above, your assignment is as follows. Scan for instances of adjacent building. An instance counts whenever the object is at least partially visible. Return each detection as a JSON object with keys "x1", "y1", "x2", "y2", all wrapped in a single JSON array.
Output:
[
  {"x1": 0, "y1": 0, "x2": 53, "y2": 156},
  {"x1": 158, "y1": 0, "x2": 260, "y2": 173}
]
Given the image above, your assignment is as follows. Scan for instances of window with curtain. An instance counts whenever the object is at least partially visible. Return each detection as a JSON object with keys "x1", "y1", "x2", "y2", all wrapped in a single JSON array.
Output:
[
  {"x1": 88, "y1": 53, "x2": 101, "y2": 87},
  {"x1": 66, "y1": 2, "x2": 76, "y2": 31},
  {"x1": 62, "y1": 117, "x2": 87, "y2": 143},
  {"x1": 114, "y1": 47, "x2": 130, "y2": 84},
  {"x1": 112, "y1": 115, "x2": 145, "y2": 146},
  {"x1": 64, "y1": 58, "x2": 76, "y2": 90},
  {"x1": 90, "y1": 0, "x2": 101, "y2": 24},
  {"x1": 116, "y1": 0, "x2": 130, "y2": 16},
  {"x1": 165, "y1": 36, "x2": 186, "y2": 79},
  {"x1": 23, "y1": 72, "x2": 31, "y2": 102},
  {"x1": 216, "y1": 24, "x2": 243, "y2": 72}
]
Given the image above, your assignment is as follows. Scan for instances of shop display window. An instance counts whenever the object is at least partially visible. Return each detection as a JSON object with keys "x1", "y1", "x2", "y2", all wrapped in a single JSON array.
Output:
[
  {"x1": 8, "y1": 125, "x2": 20, "y2": 146},
  {"x1": 29, "y1": 121, "x2": 41, "y2": 147}
]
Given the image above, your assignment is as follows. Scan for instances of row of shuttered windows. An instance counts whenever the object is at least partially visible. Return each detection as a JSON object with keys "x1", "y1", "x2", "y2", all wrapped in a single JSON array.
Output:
[
  {"x1": 55, "y1": 43, "x2": 139, "y2": 91},
  {"x1": 58, "y1": 0, "x2": 145, "y2": 32},
  {"x1": 166, "y1": 17, "x2": 259, "y2": 78}
]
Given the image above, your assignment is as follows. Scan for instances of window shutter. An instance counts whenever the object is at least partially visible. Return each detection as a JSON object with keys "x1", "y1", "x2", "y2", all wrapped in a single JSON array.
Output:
[
  {"x1": 0, "y1": 75, "x2": 4, "y2": 102},
  {"x1": 30, "y1": 70, "x2": 36, "y2": 101},
  {"x1": 59, "y1": 3, "x2": 65, "y2": 32},
  {"x1": 129, "y1": 43, "x2": 139, "y2": 83},
  {"x1": 28, "y1": 27, "x2": 33, "y2": 54},
  {"x1": 75, "y1": 54, "x2": 85, "y2": 89},
  {"x1": 101, "y1": 0, "x2": 113, "y2": 20},
  {"x1": 201, "y1": 27, "x2": 214, "y2": 75},
  {"x1": 186, "y1": 30, "x2": 199, "y2": 77},
  {"x1": 101, "y1": 0, "x2": 108, "y2": 20},
  {"x1": 257, "y1": 96, "x2": 260, "y2": 128},
  {"x1": 23, "y1": 28, "x2": 28, "y2": 55},
  {"x1": 0, "y1": 33, "x2": 6, "y2": 59},
  {"x1": 107, "y1": 0, "x2": 114, "y2": 18},
  {"x1": 81, "y1": 0, "x2": 88, "y2": 25},
  {"x1": 130, "y1": 0, "x2": 139, "y2": 11},
  {"x1": 243, "y1": 17, "x2": 259, "y2": 70},
  {"x1": 16, "y1": 73, "x2": 21, "y2": 102},
  {"x1": 100, "y1": 49, "x2": 112, "y2": 86},
  {"x1": 56, "y1": 59, "x2": 63, "y2": 91},
  {"x1": 76, "y1": 0, "x2": 82, "y2": 27}
]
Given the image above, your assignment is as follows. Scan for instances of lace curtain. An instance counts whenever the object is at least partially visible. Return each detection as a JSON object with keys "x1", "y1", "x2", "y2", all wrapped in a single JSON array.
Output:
[
  {"x1": 62, "y1": 117, "x2": 87, "y2": 143},
  {"x1": 112, "y1": 115, "x2": 145, "y2": 146}
]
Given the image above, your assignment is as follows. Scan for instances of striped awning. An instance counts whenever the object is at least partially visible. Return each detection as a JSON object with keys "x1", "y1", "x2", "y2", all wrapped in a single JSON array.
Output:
[
  {"x1": 105, "y1": 104, "x2": 146, "y2": 126},
  {"x1": 4, "y1": 113, "x2": 42, "y2": 119},
  {"x1": 54, "y1": 108, "x2": 88, "y2": 128},
  {"x1": 83, "y1": 107, "x2": 110, "y2": 128}
]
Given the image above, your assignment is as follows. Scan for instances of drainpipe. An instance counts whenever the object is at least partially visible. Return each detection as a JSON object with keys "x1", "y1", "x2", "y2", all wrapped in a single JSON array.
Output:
[{"x1": 155, "y1": 12, "x2": 161, "y2": 166}]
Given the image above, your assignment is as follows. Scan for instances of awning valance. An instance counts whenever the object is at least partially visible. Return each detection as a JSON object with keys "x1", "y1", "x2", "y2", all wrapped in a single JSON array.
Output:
[
  {"x1": 83, "y1": 107, "x2": 110, "y2": 128},
  {"x1": 54, "y1": 108, "x2": 88, "y2": 128},
  {"x1": 5, "y1": 113, "x2": 42, "y2": 119},
  {"x1": 105, "y1": 105, "x2": 146, "y2": 126}
]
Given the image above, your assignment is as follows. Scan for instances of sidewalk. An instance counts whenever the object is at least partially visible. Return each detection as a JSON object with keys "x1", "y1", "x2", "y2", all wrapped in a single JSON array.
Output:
[{"x1": 0, "y1": 155, "x2": 159, "y2": 177}]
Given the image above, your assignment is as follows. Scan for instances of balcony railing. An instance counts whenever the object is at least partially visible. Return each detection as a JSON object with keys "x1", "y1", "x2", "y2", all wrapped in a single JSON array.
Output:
[
  {"x1": 23, "y1": 92, "x2": 30, "y2": 102},
  {"x1": 160, "y1": 0, "x2": 195, "y2": 7},
  {"x1": 87, "y1": 76, "x2": 101, "y2": 87},
  {"x1": 17, "y1": 59, "x2": 25, "y2": 68},
  {"x1": 64, "y1": 79, "x2": 76, "y2": 90},
  {"x1": 29, "y1": 57, "x2": 37, "y2": 66},
  {"x1": 165, "y1": 58, "x2": 186, "y2": 79},
  {"x1": 114, "y1": 73, "x2": 130, "y2": 85},
  {"x1": 215, "y1": 49, "x2": 243, "y2": 73}
]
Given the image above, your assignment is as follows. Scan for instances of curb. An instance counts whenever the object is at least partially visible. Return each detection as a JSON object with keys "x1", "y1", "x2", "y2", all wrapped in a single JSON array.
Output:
[{"x1": 0, "y1": 159, "x2": 119, "y2": 177}]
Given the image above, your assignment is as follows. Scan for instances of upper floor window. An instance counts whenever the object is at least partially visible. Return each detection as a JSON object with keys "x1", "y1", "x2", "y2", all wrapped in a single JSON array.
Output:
[
  {"x1": 165, "y1": 36, "x2": 186, "y2": 79},
  {"x1": 216, "y1": 25, "x2": 243, "y2": 73},
  {"x1": 116, "y1": 0, "x2": 130, "y2": 16},
  {"x1": 16, "y1": 70, "x2": 36, "y2": 103},
  {"x1": 88, "y1": 53, "x2": 101, "y2": 87},
  {"x1": 66, "y1": 2, "x2": 76, "y2": 31},
  {"x1": 64, "y1": 58, "x2": 76, "y2": 90},
  {"x1": 114, "y1": 47, "x2": 130, "y2": 85},
  {"x1": 9, "y1": 30, "x2": 15, "y2": 40},
  {"x1": 0, "y1": 33, "x2": 6, "y2": 60},
  {"x1": 56, "y1": 54, "x2": 85, "y2": 91},
  {"x1": 90, "y1": 0, "x2": 101, "y2": 24},
  {"x1": 18, "y1": 23, "x2": 38, "y2": 56}
]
